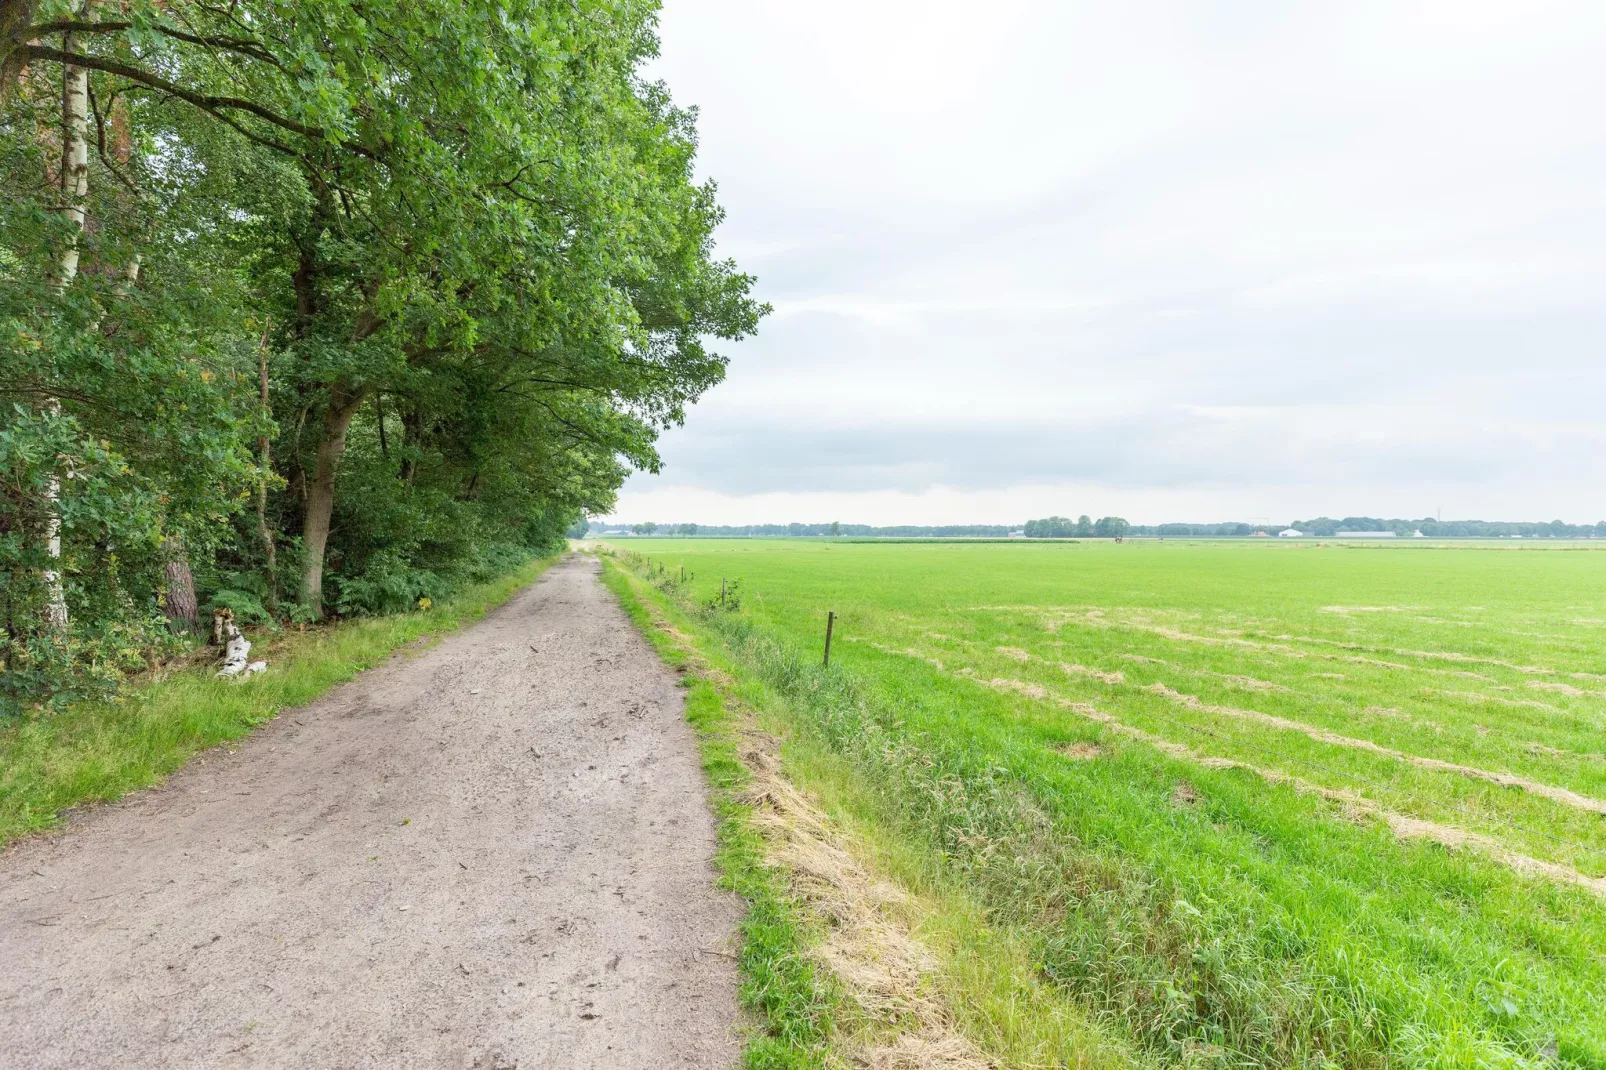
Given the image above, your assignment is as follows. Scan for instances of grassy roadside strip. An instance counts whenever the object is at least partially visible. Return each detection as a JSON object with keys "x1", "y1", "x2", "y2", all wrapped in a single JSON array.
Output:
[
  {"x1": 599, "y1": 558, "x2": 841, "y2": 1069},
  {"x1": 600, "y1": 553, "x2": 1141, "y2": 1069},
  {"x1": 0, "y1": 556, "x2": 556, "y2": 848}
]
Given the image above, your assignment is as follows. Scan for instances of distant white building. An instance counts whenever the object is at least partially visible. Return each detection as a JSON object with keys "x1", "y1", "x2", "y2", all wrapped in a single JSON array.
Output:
[{"x1": 1278, "y1": 528, "x2": 1303, "y2": 537}]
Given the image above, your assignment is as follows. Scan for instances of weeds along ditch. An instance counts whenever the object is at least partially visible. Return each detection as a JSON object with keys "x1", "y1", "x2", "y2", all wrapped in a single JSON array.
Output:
[{"x1": 607, "y1": 540, "x2": 1606, "y2": 1069}]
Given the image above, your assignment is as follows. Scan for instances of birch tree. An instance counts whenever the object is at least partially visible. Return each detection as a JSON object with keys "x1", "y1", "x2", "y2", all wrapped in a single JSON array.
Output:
[{"x1": 1, "y1": 0, "x2": 763, "y2": 704}]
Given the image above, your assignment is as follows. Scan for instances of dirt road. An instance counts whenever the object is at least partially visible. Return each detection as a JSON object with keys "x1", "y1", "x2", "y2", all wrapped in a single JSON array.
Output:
[{"x1": 0, "y1": 555, "x2": 741, "y2": 1069}]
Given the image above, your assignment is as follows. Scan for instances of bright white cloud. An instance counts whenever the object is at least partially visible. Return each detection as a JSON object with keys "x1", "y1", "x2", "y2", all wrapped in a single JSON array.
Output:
[{"x1": 605, "y1": 0, "x2": 1606, "y2": 525}]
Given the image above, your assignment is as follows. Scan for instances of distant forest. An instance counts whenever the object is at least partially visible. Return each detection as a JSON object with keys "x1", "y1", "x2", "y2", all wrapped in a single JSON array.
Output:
[
  {"x1": 590, "y1": 522, "x2": 1013, "y2": 538},
  {"x1": 586, "y1": 516, "x2": 1606, "y2": 539}
]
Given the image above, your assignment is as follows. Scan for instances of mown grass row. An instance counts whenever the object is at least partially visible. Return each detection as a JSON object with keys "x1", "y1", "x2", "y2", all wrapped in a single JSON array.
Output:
[
  {"x1": 609, "y1": 543, "x2": 1606, "y2": 1069},
  {"x1": 978, "y1": 607, "x2": 1606, "y2": 790},
  {"x1": 870, "y1": 629, "x2": 1606, "y2": 876},
  {"x1": 0, "y1": 557, "x2": 555, "y2": 848}
]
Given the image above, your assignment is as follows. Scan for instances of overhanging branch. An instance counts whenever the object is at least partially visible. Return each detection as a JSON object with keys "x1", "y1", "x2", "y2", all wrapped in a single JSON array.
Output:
[
  {"x1": 22, "y1": 44, "x2": 352, "y2": 151},
  {"x1": 27, "y1": 20, "x2": 285, "y2": 69}
]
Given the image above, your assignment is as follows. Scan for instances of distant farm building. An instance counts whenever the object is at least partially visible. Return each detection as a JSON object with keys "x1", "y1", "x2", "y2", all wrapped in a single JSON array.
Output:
[{"x1": 1278, "y1": 529, "x2": 1303, "y2": 537}]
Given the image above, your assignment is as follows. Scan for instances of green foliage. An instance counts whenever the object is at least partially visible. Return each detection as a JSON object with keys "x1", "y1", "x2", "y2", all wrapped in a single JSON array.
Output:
[
  {"x1": 1024, "y1": 515, "x2": 1128, "y2": 538},
  {"x1": 616, "y1": 538, "x2": 1606, "y2": 1068},
  {"x1": 0, "y1": 1, "x2": 762, "y2": 708},
  {"x1": 1092, "y1": 515, "x2": 1130, "y2": 538},
  {"x1": 1024, "y1": 515, "x2": 1076, "y2": 538}
]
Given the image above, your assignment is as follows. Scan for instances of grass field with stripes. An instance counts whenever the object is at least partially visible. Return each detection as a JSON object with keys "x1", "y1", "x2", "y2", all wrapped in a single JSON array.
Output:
[{"x1": 615, "y1": 537, "x2": 1606, "y2": 1068}]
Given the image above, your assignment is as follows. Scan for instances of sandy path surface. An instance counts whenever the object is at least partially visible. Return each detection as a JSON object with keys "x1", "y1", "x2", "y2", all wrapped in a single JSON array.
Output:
[{"x1": 0, "y1": 554, "x2": 741, "y2": 1069}]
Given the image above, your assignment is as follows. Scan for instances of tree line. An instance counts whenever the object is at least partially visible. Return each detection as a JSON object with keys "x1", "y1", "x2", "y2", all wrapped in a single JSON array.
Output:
[
  {"x1": 595, "y1": 516, "x2": 1606, "y2": 541},
  {"x1": 1283, "y1": 517, "x2": 1606, "y2": 539},
  {"x1": 596, "y1": 522, "x2": 1017, "y2": 538},
  {"x1": 1048, "y1": 516, "x2": 1606, "y2": 538},
  {"x1": 1022, "y1": 515, "x2": 1130, "y2": 538},
  {"x1": 1, "y1": 0, "x2": 763, "y2": 712}
]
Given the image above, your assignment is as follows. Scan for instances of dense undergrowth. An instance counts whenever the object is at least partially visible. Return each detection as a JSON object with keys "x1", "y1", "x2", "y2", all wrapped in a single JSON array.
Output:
[
  {"x1": 1, "y1": 1, "x2": 762, "y2": 712},
  {"x1": 608, "y1": 542, "x2": 1606, "y2": 1070}
]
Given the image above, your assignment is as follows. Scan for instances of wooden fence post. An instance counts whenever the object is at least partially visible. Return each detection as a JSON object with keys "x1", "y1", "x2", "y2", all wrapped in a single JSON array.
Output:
[{"x1": 823, "y1": 611, "x2": 836, "y2": 667}]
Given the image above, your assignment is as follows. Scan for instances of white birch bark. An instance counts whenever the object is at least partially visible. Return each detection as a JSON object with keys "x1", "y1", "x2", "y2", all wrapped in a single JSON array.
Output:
[
  {"x1": 55, "y1": 44, "x2": 89, "y2": 287},
  {"x1": 42, "y1": 17, "x2": 92, "y2": 632}
]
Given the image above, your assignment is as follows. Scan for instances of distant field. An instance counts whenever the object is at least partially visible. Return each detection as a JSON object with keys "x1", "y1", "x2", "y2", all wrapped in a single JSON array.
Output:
[{"x1": 612, "y1": 537, "x2": 1606, "y2": 1067}]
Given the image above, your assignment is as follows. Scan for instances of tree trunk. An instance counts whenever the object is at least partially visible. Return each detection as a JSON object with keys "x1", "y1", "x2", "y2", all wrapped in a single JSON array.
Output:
[
  {"x1": 54, "y1": 20, "x2": 91, "y2": 289},
  {"x1": 297, "y1": 388, "x2": 364, "y2": 617},
  {"x1": 0, "y1": 0, "x2": 40, "y2": 105},
  {"x1": 41, "y1": 466, "x2": 69, "y2": 631},
  {"x1": 399, "y1": 406, "x2": 423, "y2": 488},
  {"x1": 41, "y1": 13, "x2": 93, "y2": 632},
  {"x1": 162, "y1": 535, "x2": 199, "y2": 633},
  {"x1": 256, "y1": 329, "x2": 277, "y2": 612}
]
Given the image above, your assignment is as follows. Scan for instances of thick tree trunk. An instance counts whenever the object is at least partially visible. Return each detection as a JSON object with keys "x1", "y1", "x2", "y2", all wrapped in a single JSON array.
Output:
[
  {"x1": 42, "y1": 15, "x2": 92, "y2": 632},
  {"x1": 297, "y1": 388, "x2": 364, "y2": 617},
  {"x1": 162, "y1": 536, "x2": 199, "y2": 633}
]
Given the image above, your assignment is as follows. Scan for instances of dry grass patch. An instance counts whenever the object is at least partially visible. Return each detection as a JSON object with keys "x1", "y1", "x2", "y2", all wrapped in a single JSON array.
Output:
[
  {"x1": 1059, "y1": 663, "x2": 1125, "y2": 685},
  {"x1": 740, "y1": 740, "x2": 993, "y2": 1069},
  {"x1": 1144, "y1": 682, "x2": 1606, "y2": 816}
]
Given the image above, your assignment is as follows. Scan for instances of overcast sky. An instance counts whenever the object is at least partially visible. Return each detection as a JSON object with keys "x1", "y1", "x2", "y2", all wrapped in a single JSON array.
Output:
[{"x1": 605, "y1": 0, "x2": 1606, "y2": 526}]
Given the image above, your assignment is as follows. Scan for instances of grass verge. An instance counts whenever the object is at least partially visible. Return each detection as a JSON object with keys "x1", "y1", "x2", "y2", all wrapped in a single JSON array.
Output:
[
  {"x1": 601, "y1": 552, "x2": 1141, "y2": 1069},
  {"x1": 600, "y1": 559, "x2": 841, "y2": 1069},
  {"x1": 0, "y1": 557, "x2": 554, "y2": 848}
]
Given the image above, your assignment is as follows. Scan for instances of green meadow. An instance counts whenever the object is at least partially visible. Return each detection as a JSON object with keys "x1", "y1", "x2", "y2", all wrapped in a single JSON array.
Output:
[{"x1": 609, "y1": 538, "x2": 1606, "y2": 1068}]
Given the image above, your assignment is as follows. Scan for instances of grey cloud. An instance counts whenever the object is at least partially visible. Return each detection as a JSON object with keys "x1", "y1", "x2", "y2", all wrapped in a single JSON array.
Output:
[
  {"x1": 648, "y1": 410, "x2": 1603, "y2": 497},
  {"x1": 623, "y1": 1, "x2": 1606, "y2": 521}
]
